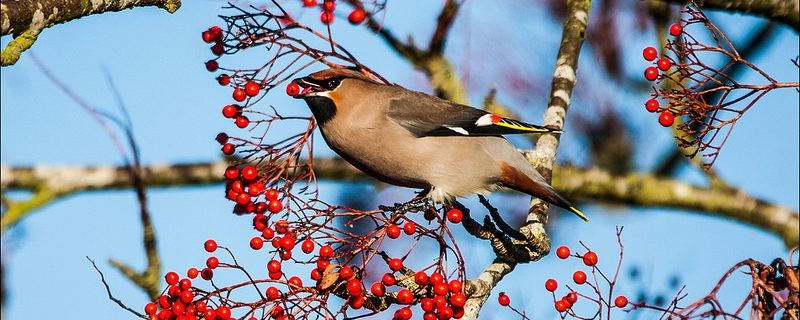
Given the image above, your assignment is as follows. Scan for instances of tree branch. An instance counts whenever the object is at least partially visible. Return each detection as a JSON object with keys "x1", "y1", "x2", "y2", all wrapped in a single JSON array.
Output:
[
  {"x1": 465, "y1": 1, "x2": 592, "y2": 317},
  {"x1": 0, "y1": 0, "x2": 181, "y2": 66},
  {"x1": 662, "y1": 0, "x2": 799, "y2": 31},
  {"x1": 4, "y1": 159, "x2": 797, "y2": 242}
]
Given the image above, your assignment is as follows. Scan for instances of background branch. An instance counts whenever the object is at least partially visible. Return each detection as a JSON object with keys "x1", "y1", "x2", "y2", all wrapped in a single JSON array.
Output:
[
  {"x1": 661, "y1": 0, "x2": 799, "y2": 31},
  {"x1": 0, "y1": 0, "x2": 181, "y2": 66}
]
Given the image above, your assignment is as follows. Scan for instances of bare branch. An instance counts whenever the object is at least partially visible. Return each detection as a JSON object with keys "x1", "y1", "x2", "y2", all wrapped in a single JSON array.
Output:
[{"x1": 86, "y1": 257, "x2": 149, "y2": 320}]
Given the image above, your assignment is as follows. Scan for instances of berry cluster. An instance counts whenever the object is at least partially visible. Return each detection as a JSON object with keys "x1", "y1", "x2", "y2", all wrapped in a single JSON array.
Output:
[
  {"x1": 148, "y1": 3, "x2": 485, "y2": 318},
  {"x1": 301, "y1": 0, "x2": 368, "y2": 25},
  {"x1": 503, "y1": 228, "x2": 631, "y2": 319},
  {"x1": 640, "y1": 22, "x2": 683, "y2": 128}
]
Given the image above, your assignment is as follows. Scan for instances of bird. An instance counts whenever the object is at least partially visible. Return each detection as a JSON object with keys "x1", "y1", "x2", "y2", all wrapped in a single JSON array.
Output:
[{"x1": 291, "y1": 67, "x2": 588, "y2": 221}]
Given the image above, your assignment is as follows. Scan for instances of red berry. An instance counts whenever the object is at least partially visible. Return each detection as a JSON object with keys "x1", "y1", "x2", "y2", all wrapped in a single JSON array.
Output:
[
  {"x1": 248, "y1": 181, "x2": 265, "y2": 196},
  {"x1": 235, "y1": 115, "x2": 250, "y2": 128},
  {"x1": 261, "y1": 227, "x2": 275, "y2": 239},
  {"x1": 556, "y1": 245, "x2": 570, "y2": 259},
  {"x1": 301, "y1": 239, "x2": 314, "y2": 254},
  {"x1": 204, "y1": 239, "x2": 218, "y2": 252},
  {"x1": 270, "y1": 305, "x2": 284, "y2": 317},
  {"x1": 644, "y1": 66, "x2": 659, "y2": 81},
  {"x1": 206, "y1": 256, "x2": 219, "y2": 269},
  {"x1": 211, "y1": 43, "x2": 224, "y2": 56},
  {"x1": 215, "y1": 132, "x2": 229, "y2": 144},
  {"x1": 396, "y1": 289, "x2": 413, "y2": 304},
  {"x1": 145, "y1": 302, "x2": 158, "y2": 314},
  {"x1": 222, "y1": 104, "x2": 239, "y2": 118},
  {"x1": 645, "y1": 99, "x2": 659, "y2": 112},
  {"x1": 217, "y1": 306, "x2": 231, "y2": 319},
  {"x1": 268, "y1": 200, "x2": 283, "y2": 213},
  {"x1": 669, "y1": 23, "x2": 682, "y2": 36},
  {"x1": 310, "y1": 268, "x2": 322, "y2": 281},
  {"x1": 346, "y1": 279, "x2": 362, "y2": 296},
  {"x1": 202, "y1": 31, "x2": 214, "y2": 43},
  {"x1": 450, "y1": 293, "x2": 466, "y2": 307},
  {"x1": 235, "y1": 192, "x2": 250, "y2": 205},
  {"x1": 320, "y1": 11, "x2": 334, "y2": 24},
  {"x1": 448, "y1": 279, "x2": 463, "y2": 293},
  {"x1": 348, "y1": 8, "x2": 366, "y2": 24},
  {"x1": 224, "y1": 166, "x2": 239, "y2": 180},
  {"x1": 370, "y1": 282, "x2": 385, "y2": 296},
  {"x1": 221, "y1": 143, "x2": 235, "y2": 155},
  {"x1": 339, "y1": 265, "x2": 354, "y2": 279},
  {"x1": 614, "y1": 295, "x2": 628, "y2": 308},
  {"x1": 421, "y1": 298, "x2": 435, "y2": 312},
  {"x1": 498, "y1": 292, "x2": 510, "y2": 306},
  {"x1": 179, "y1": 278, "x2": 192, "y2": 290},
  {"x1": 280, "y1": 237, "x2": 295, "y2": 251},
  {"x1": 388, "y1": 258, "x2": 403, "y2": 271},
  {"x1": 545, "y1": 278, "x2": 558, "y2": 292},
  {"x1": 240, "y1": 165, "x2": 258, "y2": 181},
  {"x1": 659, "y1": 111, "x2": 675, "y2": 127},
  {"x1": 642, "y1": 46, "x2": 658, "y2": 61},
  {"x1": 429, "y1": 272, "x2": 444, "y2": 285},
  {"x1": 583, "y1": 251, "x2": 599, "y2": 267},
  {"x1": 446, "y1": 208, "x2": 462, "y2": 223},
  {"x1": 350, "y1": 295, "x2": 365, "y2": 309},
  {"x1": 232, "y1": 87, "x2": 247, "y2": 102},
  {"x1": 303, "y1": 0, "x2": 317, "y2": 7},
  {"x1": 267, "y1": 260, "x2": 282, "y2": 273},
  {"x1": 319, "y1": 245, "x2": 334, "y2": 259},
  {"x1": 250, "y1": 237, "x2": 263, "y2": 250},
  {"x1": 657, "y1": 57, "x2": 672, "y2": 71},
  {"x1": 266, "y1": 189, "x2": 279, "y2": 201},
  {"x1": 201, "y1": 268, "x2": 213, "y2": 280},
  {"x1": 437, "y1": 307, "x2": 453, "y2": 320},
  {"x1": 205, "y1": 60, "x2": 218, "y2": 72},
  {"x1": 382, "y1": 273, "x2": 396, "y2": 286},
  {"x1": 317, "y1": 259, "x2": 330, "y2": 270},
  {"x1": 286, "y1": 82, "x2": 300, "y2": 96},
  {"x1": 433, "y1": 283, "x2": 449, "y2": 296},
  {"x1": 180, "y1": 290, "x2": 194, "y2": 304},
  {"x1": 266, "y1": 286, "x2": 281, "y2": 300},
  {"x1": 453, "y1": 307, "x2": 464, "y2": 319},
  {"x1": 187, "y1": 267, "x2": 199, "y2": 279},
  {"x1": 555, "y1": 299, "x2": 569, "y2": 312},
  {"x1": 414, "y1": 271, "x2": 429, "y2": 285},
  {"x1": 244, "y1": 81, "x2": 260, "y2": 97},
  {"x1": 217, "y1": 74, "x2": 230, "y2": 86},
  {"x1": 403, "y1": 221, "x2": 417, "y2": 235},
  {"x1": 165, "y1": 271, "x2": 179, "y2": 285},
  {"x1": 573, "y1": 270, "x2": 587, "y2": 284},
  {"x1": 323, "y1": 0, "x2": 335, "y2": 12},
  {"x1": 566, "y1": 291, "x2": 578, "y2": 303},
  {"x1": 396, "y1": 307, "x2": 413, "y2": 320},
  {"x1": 268, "y1": 271, "x2": 282, "y2": 280},
  {"x1": 386, "y1": 224, "x2": 401, "y2": 239},
  {"x1": 288, "y1": 276, "x2": 303, "y2": 288}
]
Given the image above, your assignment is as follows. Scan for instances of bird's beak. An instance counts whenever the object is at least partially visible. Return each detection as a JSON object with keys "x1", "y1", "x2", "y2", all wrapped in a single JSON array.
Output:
[{"x1": 292, "y1": 77, "x2": 324, "y2": 99}]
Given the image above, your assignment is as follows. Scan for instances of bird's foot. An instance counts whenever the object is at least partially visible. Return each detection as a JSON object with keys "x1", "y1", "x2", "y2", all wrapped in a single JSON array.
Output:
[{"x1": 378, "y1": 196, "x2": 432, "y2": 214}]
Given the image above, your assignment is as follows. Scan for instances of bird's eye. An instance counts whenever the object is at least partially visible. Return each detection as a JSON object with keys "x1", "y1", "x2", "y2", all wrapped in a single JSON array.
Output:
[{"x1": 326, "y1": 78, "x2": 341, "y2": 90}]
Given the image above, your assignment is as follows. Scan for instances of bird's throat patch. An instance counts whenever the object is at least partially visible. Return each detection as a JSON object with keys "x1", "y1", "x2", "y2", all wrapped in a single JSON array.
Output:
[{"x1": 305, "y1": 96, "x2": 336, "y2": 125}]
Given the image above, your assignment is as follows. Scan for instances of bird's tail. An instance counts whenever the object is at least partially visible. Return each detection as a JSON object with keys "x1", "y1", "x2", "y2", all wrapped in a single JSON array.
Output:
[{"x1": 498, "y1": 162, "x2": 589, "y2": 221}]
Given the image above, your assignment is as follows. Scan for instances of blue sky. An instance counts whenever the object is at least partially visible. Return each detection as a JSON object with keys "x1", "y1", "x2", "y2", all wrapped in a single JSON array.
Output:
[{"x1": 1, "y1": 1, "x2": 798, "y2": 319}]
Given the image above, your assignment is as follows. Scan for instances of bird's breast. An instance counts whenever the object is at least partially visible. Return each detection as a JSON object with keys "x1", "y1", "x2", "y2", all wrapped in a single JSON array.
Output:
[{"x1": 317, "y1": 119, "x2": 430, "y2": 189}]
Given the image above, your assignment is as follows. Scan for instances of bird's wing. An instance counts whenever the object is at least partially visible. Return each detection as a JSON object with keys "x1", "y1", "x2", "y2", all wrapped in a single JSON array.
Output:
[{"x1": 386, "y1": 90, "x2": 559, "y2": 137}]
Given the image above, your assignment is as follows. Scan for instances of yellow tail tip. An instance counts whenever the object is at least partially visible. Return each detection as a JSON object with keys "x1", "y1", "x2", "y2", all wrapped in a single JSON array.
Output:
[{"x1": 569, "y1": 206, "x2": 589, "y2": 222}]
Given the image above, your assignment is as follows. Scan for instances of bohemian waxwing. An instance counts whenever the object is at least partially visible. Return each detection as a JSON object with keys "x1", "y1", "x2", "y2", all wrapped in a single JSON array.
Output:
[{"x1": 292, "y1": 68, "x2": 588, "y2": 221}]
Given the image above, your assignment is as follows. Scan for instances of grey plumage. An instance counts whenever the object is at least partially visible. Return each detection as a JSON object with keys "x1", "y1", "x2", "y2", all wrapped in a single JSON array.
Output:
[{"x1": 292, "y1": 68, "x2": 587, "y2": 221}]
